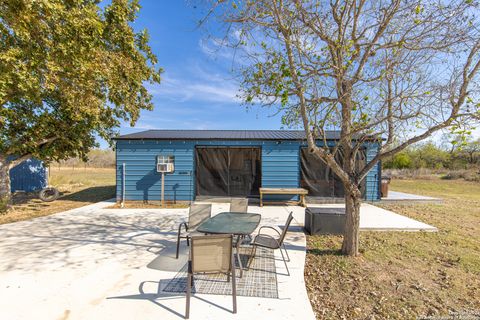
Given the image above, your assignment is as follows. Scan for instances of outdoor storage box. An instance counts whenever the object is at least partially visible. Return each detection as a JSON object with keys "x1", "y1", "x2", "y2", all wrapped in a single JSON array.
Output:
[{"x1": 304, "y1": 207, "x2": 345, "y2": 235}]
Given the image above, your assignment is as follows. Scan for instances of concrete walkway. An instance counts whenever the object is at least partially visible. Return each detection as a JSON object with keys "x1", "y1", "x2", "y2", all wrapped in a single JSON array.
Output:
[
  {"x1": 308, "y1": 203, "x2": 438, "y2": 231},
  {"x1": 382, "y1": 191, "x2": 441, "y2": 203},
  {"x1": 0, "y1": 201, "x2": 315, "y2": 320}
]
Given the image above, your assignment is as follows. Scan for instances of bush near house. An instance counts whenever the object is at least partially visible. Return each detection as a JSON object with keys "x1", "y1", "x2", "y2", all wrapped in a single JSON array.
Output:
[
  {"x1": 384, "y1": 168, "x2": 480, "y2": 182},
  {"x1": 382, "y1": 141, "x2": 480, "y2": 170}
]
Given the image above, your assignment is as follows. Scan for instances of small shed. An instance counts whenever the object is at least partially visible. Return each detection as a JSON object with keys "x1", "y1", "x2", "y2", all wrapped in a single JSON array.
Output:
[
  {"x1": 114, "y1": 130, "x2": 381, "y2": 203},
  {"x1": 10, "y1": 158, "x2": 47, "y2": 192}
]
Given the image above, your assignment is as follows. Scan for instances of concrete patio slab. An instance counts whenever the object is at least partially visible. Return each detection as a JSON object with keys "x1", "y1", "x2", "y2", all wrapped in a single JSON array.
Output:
[
  {"x1": 0, "y1": 199, "x2": 437, "y2": 320},
  {"x1": 0, "y1": 201, "x2": 315, "y2": 320},
  {"x1": 307, "y1": 203, "x2": 438, "y2": 232},
  {"x1": 382, "y1": 191, "x2": 441, "y2": 203},
  {"x1": 360, "y1": 203, "x2": 437, "y2": 231}
]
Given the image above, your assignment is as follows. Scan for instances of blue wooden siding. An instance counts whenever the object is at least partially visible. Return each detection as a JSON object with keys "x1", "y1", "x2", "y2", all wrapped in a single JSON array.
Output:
[
  {"x1": 116, "y1": 139, "x2": 381, "y2": 202},
  {"x1": 261, "y1": 141, "x2": 299, "y2": 188},
  {"x1": 10, "y1": 158, "x2": 47, "y2": 192},
  {"x1": 364, "y1": 143, "x2": 380, "y2": 201},
  {"x1": 116, "y1": 140, "x2": 195, "y2": 202},
  {"x1": 261, "y1": 141, "x2": 300, "y2": 201}
]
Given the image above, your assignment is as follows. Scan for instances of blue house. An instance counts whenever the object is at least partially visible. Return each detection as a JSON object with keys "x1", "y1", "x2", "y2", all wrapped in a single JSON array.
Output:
[{"x1": 114, "y1": 130, "x2": 381, "y2": 203}]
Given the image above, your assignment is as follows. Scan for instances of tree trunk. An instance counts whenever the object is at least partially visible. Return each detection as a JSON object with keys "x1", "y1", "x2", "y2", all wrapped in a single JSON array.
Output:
[
  {"x1": 341, "y1": 187, "x2": 362, "y2": 256},
  {"x1": 0, "y1": 154, "x2": 12, "y2": 212}
]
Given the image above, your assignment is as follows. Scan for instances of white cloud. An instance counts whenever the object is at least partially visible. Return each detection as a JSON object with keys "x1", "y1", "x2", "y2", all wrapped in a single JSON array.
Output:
[
  {"x1": 187, "y1": 83, "x2": 239, "y2": 102},
  {"x1": 121, "y1": 122, "x2": 157, "y2": 130},
  {"x1": 122, "y1": 117, "x2": 219, "y2": 131},
  {"x1": 198, "y1": 38, "x2": 235, "y2": 61},
  {"x1": 146, "y1": 71, "x2": 241, "y2": 104}
]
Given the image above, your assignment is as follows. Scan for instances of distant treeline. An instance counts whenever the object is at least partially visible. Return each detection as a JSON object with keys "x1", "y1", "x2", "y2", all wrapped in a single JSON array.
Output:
[
  {"x1": 383, "y1": 139, "x2": 480, "y2": 170},
  {"x1": 48, "y1": 141, "x2": 480, "y2": 171},
  {"x1": 51, "y1": 149, "x2": 115, "y2": 169}
]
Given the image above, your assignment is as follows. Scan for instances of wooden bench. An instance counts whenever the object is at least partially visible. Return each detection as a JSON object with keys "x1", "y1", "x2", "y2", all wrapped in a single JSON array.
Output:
[{"x1": 259, "y1": 188, "x2": 309, "y2": 207}]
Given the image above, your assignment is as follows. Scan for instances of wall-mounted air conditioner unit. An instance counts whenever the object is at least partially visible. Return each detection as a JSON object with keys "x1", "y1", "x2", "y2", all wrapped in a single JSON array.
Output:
[
  {"x1": 156, "y1": 155, "x2": 175, "y2": 173},
  {"x1": 157, "y1": 163, "x2": 174, "y2": 173}
]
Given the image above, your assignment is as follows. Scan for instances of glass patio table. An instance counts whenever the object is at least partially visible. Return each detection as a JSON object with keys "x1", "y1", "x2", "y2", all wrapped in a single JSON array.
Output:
[{"x1": 197, "y1": 212, "x2": 261, "y2": 277}]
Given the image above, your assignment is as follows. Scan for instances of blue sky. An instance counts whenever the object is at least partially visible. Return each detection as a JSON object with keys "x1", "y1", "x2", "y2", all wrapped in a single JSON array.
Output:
[
  {"x1": 100, "y1": 1, "x2": 479, "y2": 148},
  {"x1": 100, "y1": 1, "x2": 285, "y2": 147}
]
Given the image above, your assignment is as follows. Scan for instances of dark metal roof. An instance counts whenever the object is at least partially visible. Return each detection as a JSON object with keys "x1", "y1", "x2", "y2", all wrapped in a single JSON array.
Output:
[{"x1": 115, "y1": 129, "x2": 342, "y2": 141}]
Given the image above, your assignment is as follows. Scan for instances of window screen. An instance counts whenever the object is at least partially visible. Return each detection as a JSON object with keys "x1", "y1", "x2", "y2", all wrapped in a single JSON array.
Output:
[
  {"x1": 300, "y1": 148, "x2": 366, "y2": 198},
  {"x1": 195, "y1": 147, "x2": 261, "y2": 197}
]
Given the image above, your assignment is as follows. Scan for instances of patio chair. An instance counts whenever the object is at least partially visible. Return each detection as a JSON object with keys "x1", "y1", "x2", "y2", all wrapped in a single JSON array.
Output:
[
  {"x1": 230, "y1": 198, "x2": 251, "y2": 244},
  {"x1": 248, "y1": 211, "x2": 293, "y2": 276},
  {"x1": 186, "y1": 234, "x2": 237, "y2": 319},
  {"x1": 176, "y1": 203, "x2": 212, "y2": 259},
  {"x1": 230, "y1": 198, "x2": 248, "y2": 213}
]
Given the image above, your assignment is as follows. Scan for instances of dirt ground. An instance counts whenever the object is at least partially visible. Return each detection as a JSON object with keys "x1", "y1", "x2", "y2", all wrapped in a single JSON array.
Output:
[{"x1": 305, "y1": 178, "x2": 480, "y2": 320}]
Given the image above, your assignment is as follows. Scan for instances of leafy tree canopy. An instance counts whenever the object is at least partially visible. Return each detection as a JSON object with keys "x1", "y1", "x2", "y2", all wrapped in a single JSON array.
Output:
[
  {"x1": 207, "y1": 0, "x2": 480, "y2": 255},
  {"x1": 0, "y1": 0, "x2": 162, "y2": 166}
]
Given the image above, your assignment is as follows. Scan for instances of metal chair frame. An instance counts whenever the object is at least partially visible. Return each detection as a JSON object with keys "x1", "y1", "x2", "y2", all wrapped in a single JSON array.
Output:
[
  {"x1": 176, "y1": 204, "x2": 211, "y2": 259},
  {"x1": 185, "y1": 234, "x2": 237, "y2": 319},
  {"x1": 230, "y1": 198, "x2": 249, "y2": 213},
  {"x1": 230, "y1": 199, "x2": 252, "y2": 246},
  {"x1": 248, "y1": 211, "x2": 293, "y2": 276}
]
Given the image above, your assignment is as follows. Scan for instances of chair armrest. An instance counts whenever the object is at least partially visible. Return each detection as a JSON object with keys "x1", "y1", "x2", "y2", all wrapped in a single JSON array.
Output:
[
  {"x1": 178, "y1": 222, "x2": 188, "y2": 234},
  {"x1": 258, "y1": 226, "x2": 281, "y2": 237}
]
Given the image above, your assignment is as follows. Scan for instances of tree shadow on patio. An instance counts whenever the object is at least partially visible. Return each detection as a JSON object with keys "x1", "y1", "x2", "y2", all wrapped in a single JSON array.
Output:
[
  {"x1": 0, "y1": 210, "x2": 184, "y2": 272},
  {"x1": 60, "y1": 185, "x2": 115, "y2": 202}
]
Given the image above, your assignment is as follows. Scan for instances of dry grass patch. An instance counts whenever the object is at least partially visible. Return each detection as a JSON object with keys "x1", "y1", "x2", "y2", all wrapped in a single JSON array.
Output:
[
  {"x1": 0, "y1": 168, "x2": 115, "y2": 225},
  {"x1": 305, "y1": 179, "x2": 480, "y2": 319},
  {"x1": 107, "y1": 200, "x2": 190, "y2": 209}
]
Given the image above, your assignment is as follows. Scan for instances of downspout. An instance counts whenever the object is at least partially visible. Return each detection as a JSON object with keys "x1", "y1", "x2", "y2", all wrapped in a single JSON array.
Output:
[{"x1": 121, "y1": 162, "x2": 126, "y2": 208}]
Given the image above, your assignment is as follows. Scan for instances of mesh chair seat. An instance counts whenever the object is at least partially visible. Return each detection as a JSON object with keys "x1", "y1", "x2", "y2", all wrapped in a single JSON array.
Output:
[
  {"x1": 176, "y1": 204, "x2": 212, "y2": 259},
  {"x1": 252, "y1": 234, "x2": 281, "y2": 249},
  {"x1": 230, "y1": 199, "x2": 251, "y2": 245},
  {"x1": 188, "y1": 204, "x2": 212, "y2": 229}
]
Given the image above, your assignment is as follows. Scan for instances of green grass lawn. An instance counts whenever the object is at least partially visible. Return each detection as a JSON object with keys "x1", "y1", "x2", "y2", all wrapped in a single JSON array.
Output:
[{"x1": 305, "y1": 179, "x2": 480, "y2": 319}]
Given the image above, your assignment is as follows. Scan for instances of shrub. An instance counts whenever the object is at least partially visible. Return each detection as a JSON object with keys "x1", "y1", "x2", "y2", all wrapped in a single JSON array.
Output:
[
  {"x1": 392, "y1": 153, "x2": 412, "y2": 169},
  {"x1": 442, "y1": 169, "x2": 480, "y2": 182}
]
